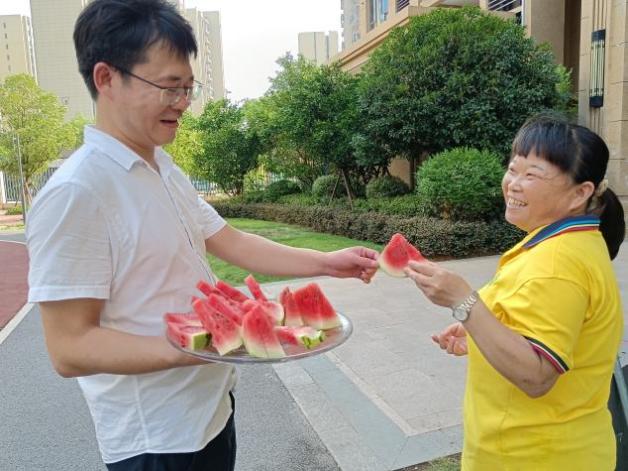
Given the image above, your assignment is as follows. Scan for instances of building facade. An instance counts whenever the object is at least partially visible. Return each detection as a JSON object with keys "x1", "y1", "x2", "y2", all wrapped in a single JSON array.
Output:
[
  {"x1": 185, "y1": 8, "x2": 226, "y2": 115},
  {"x1": 298, "y1": 31, "x2": 339, "y2": 65},
  {"x1": 335, "y1": 0, "x2": 628, "y2": 216},
  {"x1": 0, "y1": 15, "x2": 37, "y2": 83},
  {"x1": 30, "y1": 0, "x2": 93, "y2": 119}
]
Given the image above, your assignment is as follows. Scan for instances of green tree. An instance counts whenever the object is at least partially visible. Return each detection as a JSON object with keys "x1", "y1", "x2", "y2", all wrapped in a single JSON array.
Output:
[
  {"x1": 263, "y1": 55, "x2": 362, "y2": 195},
  {"x1": 195, "y1": 99, "x2": 260, "y2": 195},
  {"x1": 356, "y1": 7, "x2": 572, "y2": 167},
  {"x1": 164, "y1": 112, "x2": 201, "y2": 177},
  {"x1": 0, "y1": 74, "x2": 72, "y2": 201}
]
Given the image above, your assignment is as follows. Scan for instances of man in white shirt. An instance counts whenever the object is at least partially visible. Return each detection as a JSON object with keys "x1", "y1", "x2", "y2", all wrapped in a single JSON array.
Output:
[{"x1": 25, "y1": 1, "x2": 379, "y2": 470}]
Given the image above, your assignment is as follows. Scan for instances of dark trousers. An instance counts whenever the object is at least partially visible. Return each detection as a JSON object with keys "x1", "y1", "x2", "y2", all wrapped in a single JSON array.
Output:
[{"x1": 106, "y1": 392, "x2": 236, "y2": 471}]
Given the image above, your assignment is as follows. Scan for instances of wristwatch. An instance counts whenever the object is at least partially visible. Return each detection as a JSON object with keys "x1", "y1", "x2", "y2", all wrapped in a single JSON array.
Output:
[{"x1": 451, "y1": 291, "x2": 479, "y2": 322}]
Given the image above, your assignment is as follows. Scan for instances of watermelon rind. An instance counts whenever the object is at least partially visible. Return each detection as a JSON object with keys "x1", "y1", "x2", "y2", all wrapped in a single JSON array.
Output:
[
  {"x1": 378, "y1": 233, "x2": 411, "y2": 278},
  {"x1": 242, "y1": 305, "x2": 285, "y2": 359}
]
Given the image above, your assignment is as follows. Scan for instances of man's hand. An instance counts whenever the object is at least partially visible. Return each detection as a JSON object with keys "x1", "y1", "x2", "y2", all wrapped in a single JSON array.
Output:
[
  {"x1": 324, "y1": 246, "x2": 379, "y2": 283},
  {"x1": 431, "y1": 322, "x2": 468, "y2": 356}
]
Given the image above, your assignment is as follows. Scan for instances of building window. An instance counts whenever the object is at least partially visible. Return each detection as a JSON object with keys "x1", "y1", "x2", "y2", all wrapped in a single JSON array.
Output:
[{"x1": 396, "y1": 0, "x2": 410, "y2": 11}]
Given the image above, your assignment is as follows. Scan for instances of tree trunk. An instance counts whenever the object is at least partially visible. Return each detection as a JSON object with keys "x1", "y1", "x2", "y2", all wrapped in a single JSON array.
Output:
[{"x1": 340, "y1": 169, "x2": 354, "y2": 210}]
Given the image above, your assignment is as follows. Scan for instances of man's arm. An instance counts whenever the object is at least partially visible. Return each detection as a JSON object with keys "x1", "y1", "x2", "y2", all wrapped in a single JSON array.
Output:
[
  {"x1": 39, "y1": 298, "x2": 206, "y2": 378},
  {"x1": 205, "y1": 224, "x2": 379, "y2": 280}
]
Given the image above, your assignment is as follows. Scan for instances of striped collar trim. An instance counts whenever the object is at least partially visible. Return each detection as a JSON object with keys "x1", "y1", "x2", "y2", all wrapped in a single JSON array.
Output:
[{"x1": 523, "y1": 215, "x2": 600, "y2": 249}]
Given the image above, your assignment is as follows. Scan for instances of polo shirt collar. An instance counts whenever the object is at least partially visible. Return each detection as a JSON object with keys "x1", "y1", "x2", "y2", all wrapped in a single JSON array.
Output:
[
  {"x1": 502, "y1": 214, "x2": 601, "y2": 262},
  {"x1": 83, "y1": 125, "x2": 174, "y2": 176}
]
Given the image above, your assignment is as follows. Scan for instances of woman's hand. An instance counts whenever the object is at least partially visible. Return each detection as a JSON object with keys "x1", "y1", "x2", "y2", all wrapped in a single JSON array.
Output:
[
  {"x1": 431, "y1": 322, "x2": 468, "y2": 356},
  {"x1": 404, "y1": 260, "x2": 473, "y2": 308}
]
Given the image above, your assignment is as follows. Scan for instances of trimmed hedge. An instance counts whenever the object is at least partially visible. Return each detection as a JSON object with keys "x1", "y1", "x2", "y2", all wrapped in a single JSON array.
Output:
[{"x1": 211, "y1": 201, "x2": 524, "y2": 259}]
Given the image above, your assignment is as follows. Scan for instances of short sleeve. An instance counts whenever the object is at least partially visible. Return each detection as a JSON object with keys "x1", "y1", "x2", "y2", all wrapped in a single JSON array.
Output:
[
  {"x1": 196, "y1": 196, "x2": 226, "y2": 239},
  {"x1": 26, "y1": 182, "x2": 112, "y2": 302},
  {"x1": 494, "y1": 277, "x2": 588, "y2": 373}
]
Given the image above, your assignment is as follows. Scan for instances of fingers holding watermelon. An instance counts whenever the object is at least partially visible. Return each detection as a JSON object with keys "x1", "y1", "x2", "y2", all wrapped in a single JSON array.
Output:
[{"x1": 323, "y1": 246, "x2": 380, "y2": 283}]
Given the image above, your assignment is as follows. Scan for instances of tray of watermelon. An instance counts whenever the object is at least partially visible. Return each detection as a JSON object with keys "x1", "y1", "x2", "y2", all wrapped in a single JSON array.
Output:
[{"x1": 165, "y1": 274, "x2": 352, "y2": 364}]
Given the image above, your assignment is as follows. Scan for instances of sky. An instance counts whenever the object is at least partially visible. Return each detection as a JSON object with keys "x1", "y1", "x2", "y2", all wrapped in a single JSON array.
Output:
[{"x1": 0, "y1": 0, "x2": 343, "y2": 101}]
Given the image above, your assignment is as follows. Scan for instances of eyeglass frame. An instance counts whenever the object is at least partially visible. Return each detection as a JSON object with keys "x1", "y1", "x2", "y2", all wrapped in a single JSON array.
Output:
[{"x1": 110, "y1": 64, "x2": 203, "y2": 106}]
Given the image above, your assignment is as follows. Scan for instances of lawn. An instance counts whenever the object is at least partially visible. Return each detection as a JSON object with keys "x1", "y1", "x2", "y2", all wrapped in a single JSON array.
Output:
[{"x1": 207, "y1": 218, "x2": 382, "y2": 286}]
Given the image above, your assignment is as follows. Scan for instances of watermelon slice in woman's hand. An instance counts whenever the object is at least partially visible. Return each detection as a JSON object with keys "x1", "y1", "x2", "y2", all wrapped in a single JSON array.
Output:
[{"x1": 379, "y1": 233, "x2": 426, "y2": 278}]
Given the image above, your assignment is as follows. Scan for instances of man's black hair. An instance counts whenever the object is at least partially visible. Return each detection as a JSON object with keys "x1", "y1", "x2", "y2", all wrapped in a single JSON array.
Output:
[{"x1": 74, "y1": 0, "x2": 197, "y2": 98}]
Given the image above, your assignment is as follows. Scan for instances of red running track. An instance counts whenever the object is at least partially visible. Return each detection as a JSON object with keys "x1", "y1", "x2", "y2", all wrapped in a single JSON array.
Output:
[{"x1": 0, "y1": 241, "x2": 29, "y2": 329}]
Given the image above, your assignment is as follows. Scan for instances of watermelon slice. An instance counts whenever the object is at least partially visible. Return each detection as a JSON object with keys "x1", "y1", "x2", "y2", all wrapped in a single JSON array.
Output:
[
  {"x1": 293, "y1": 283, "x2": 341, "y2": 330},
  {"x1": 206, "y1": 294, "x2": 244, "y2": 326},
  {"x1": 244, "y1": 274, "x2": 268, "y2": 302},
  {"x1": 192, "y1": 298, "x2": 242, "y2": 356},
  {"x1": 241, "y1": 299, "x2": 284, "y2": 325},
  {"x1": 216, "y1": 280, "x2": 250, "y2": 303},
  {"x1": 164, "y1": 312, "x2": 209, "y2": 350},
  {"x1": 275, "y1": 326, "x2": 325, "y2": 349},
  {"x1": 197, "y1": 280, "x2": 221, "y2": 298},
  {"x1": 279, "y1": 287, "x2": 303, "y2": 327},
  {"x1": 378, "y1": 233, "x2": 426, "y2": 277},
  {"x1": 242, "y1": 305, "x2": 285, "y2": 358}
]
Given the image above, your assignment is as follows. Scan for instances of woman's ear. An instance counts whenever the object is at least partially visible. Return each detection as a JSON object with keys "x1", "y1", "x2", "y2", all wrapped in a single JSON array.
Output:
[
  {"x1": 571, "y1": 181, "x2": 595, "y2": 210},
  {"x1": 93, "y1": 62, "x2": 116, "y2": 99}
]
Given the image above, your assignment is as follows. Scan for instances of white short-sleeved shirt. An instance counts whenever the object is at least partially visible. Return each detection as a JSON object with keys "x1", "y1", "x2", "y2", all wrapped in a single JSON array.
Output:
[{"x1": 26, "y1": 126, "x2": 235, "y2": 464}]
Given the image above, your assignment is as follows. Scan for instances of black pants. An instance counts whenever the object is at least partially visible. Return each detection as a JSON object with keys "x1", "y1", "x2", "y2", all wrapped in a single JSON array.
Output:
[{"x1": 106, "y1": 392, "x2": 236, "y2": 471}]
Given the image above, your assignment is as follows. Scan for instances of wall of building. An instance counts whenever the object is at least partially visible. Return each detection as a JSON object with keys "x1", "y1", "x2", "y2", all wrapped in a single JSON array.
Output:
[
  {"x1": 0, "y1": 15, "x2": 37, "y2": 82},
  {"x1": 30, "y1": 0, "x2": 94, "y2": 120}
]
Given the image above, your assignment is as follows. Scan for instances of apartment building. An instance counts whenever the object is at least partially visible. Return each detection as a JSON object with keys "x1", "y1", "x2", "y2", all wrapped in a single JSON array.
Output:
[
  {"x1": 335, "y1": 0, "x2": 628, "y2": 216},
  {"x1": 30, "y1": 0, "x2": 93, "y2": 119},
  {"x1": 0, "y1": 15, "x2": 37, "y2": 83},
  {"x1": 29, "y1": 0, "x2": 225, "y2": 119},
  {"x1": 340, "y1": 0, "x2": 361, "y2": 50},
  {"x1": 185, "y1": 8, "x2": 226, "y2": 115},
  {"x1": 298, "y1": 31, "x2": 339, "y2": 65}
]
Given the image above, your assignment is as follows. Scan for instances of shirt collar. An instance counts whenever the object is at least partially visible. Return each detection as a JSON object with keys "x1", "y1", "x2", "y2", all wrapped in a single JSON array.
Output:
[
  {"x1": 83, "y1": 125, "x2": 174, "y2": 176},
  {"x1": 500, "y1": 214, "x2": 601, "y2": 265}
]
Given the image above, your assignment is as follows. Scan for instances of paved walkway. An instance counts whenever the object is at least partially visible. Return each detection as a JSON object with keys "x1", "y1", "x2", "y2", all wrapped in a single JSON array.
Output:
[
  {"x1": 0, "y1": 240, "x2": 28, "y2": 329},
  {"x1": 2, "y1": 230, "x2": 627, "y2": 470}
]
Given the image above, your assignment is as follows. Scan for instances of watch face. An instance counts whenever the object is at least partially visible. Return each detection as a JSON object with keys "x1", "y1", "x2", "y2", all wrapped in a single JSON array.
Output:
[{"x1": 452, "y1": 307, "x2": 468, "y2": 322}]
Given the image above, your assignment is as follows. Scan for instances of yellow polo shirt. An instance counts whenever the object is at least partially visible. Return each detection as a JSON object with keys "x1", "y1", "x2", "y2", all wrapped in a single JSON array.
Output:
[{"x1": 463, "y1": 221, "x2": 623, "y2": 470}]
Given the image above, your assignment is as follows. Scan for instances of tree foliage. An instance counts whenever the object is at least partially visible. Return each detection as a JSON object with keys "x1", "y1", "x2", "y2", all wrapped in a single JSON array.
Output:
[
  {"x1": 0, "y1": 74, "x2": 75, "y2": 200},
  {"x1": 356, "y1": 7, "x2": 572, "y2": 167},
  {"x1": 260, "y1": 54, "x2": 362, "y2": 193},
  {"x1": 195, "y1": 99, "x2": 260, "y2": 196},
  {"x1": 164, "y1": 112, "x2": 201, "y2": 177}
]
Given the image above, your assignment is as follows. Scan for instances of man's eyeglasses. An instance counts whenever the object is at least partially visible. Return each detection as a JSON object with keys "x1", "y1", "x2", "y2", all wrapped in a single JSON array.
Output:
[{"x1": 112, "y1": 65, "x2": 202, "y2": 106}]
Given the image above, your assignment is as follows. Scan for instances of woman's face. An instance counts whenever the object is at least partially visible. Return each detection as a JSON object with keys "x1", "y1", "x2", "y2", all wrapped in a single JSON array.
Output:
[{"x1": 502, "y1": 152, "x2": 589, "y2": 232}]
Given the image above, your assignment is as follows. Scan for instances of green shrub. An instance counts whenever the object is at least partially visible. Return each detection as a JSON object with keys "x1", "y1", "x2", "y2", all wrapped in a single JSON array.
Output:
[
  {"x1": 312, "y1": 175, "x2": 342, "y2": 199},
  {"x1": 210, "y1": 201, "x2": 524, "y2": 259},
  {"x1": 5, "y1": 206, "x2": 23, "y2": 215},
  {"x1": 416, "y1": 147, "x2": 504, "y2": 221},
  {"x1": 264, "y1": 179, "x2": 301, "y2": 202},
  {"x1": 355, "y1": 195, "x2": 423, "y2": 218},
  {"x1": 276, "y1": 193, "x2": 320, "y2": 206},
  {"x1": 366, "y1": 175, "x2": 410, "y2": 198}
]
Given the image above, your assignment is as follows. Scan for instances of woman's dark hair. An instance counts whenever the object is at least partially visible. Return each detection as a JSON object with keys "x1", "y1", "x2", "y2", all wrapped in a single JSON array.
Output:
[
  {"x1": 511, "y1": 114, "x2": 625, "y2": 259},
  {"x1": 74, "y1": 0, "x2": 197, "y2": 99}
]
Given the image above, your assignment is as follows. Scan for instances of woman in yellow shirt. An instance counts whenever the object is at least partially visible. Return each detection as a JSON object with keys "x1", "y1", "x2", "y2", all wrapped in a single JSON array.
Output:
[{"x1": 406, "y1": 115, "x2": 625, "y2": 470}]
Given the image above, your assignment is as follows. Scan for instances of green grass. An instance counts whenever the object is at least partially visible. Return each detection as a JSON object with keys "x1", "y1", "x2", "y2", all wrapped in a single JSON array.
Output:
[{"x1": 207, "y1": 218, "x2": 382, "y2": 286}]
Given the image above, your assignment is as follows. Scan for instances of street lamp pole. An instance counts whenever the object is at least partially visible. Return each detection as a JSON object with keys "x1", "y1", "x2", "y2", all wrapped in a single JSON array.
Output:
[{"x1": 14, "y1": 134, "x2": 27, "y2": 225}]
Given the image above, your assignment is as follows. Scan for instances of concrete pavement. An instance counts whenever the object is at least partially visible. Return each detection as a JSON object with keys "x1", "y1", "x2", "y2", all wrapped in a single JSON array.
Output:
[{"x1": 2, "y1": 229, "x2": 627, "y2": 471}]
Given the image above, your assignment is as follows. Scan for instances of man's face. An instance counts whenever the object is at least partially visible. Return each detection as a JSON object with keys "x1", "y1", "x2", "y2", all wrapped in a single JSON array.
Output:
[{"x1": 112, "y1": 42, "x2": 194, "y2": 152}]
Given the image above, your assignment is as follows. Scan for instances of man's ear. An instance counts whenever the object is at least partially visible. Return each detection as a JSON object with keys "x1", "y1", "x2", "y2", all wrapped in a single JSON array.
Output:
[{"x1": 93, "y1": 62, "x2": 116, "y2": 99}]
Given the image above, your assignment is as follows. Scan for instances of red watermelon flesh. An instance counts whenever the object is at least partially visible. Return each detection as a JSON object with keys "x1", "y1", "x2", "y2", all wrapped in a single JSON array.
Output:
[
  {"x1": 279, "y1": 287, "x2": 303, "y2": 327},
  {"x1": 293, "y1": 283, "x2": 341, "y2": 330},
  {"x1": 197, "y1": 280, "x2": 221, "y2": 298},
  {"x1": 242, "y1": 305, "x2": 285, "y2": 358},
  {"x1": 207, "y1": 294, "x2": 243, "y2": 326},
  {"x1": 241, "y1": 299, "x2": 284, "y2": 325},
  {"x1": 164, "y1": 312, "x2": 209, "y2": 350},
  {"x1": 192, "y1": 298, "x2": 242, "y2": 356},
  {"x1": 216, "y1": 280, "x2": 249, "y2": 303},
  {"x1": 244, "y1": 274, "x2": 268, "y2": 302},
  {"x1": 379, "y1": 233, "x2": 426, "y2": 277},
  {"x1": 166, "y1": 322, "x2": 210, "y2": 350},
  {"x1": 275, "y1": 326, "x2": 325, "y2": 349}
]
